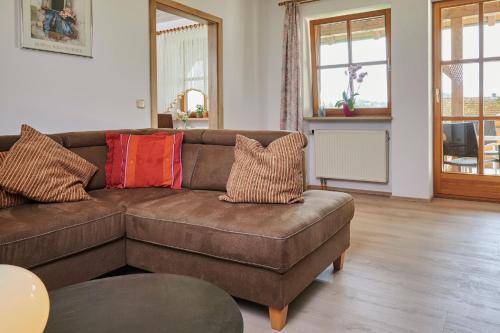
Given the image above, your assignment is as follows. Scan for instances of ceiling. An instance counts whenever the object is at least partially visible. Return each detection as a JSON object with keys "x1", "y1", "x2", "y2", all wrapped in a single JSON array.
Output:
[{"x1": 156, "y1": 10, "x2": 198, "y2": 31}]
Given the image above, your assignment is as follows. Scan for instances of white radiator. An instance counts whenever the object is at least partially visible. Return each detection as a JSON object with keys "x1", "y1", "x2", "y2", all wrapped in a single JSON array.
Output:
[{"x1": 314, "y1": 130, "x2": 389, "y2": 183}]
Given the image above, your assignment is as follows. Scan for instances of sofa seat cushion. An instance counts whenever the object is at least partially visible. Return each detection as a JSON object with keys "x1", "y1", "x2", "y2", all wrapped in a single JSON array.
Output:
[
  {"x1": 125, "y1": 190, "x2": 354, "y2": 273},
  {"x1": 0, "y1": 199, "x2": 124, "y2": 268},
  {"x1": 90, "y1": 188, "x2": 186, "y2": 209}
]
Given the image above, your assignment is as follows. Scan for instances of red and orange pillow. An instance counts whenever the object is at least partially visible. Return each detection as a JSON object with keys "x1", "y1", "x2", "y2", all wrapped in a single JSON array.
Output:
[{"x1": 105, "y1": 132, "x2": 183, "y2": 189}]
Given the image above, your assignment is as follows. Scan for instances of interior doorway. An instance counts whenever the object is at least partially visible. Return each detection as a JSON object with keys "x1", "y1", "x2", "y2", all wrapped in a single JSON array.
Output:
[
  {"x1": 433, "y1": 0, "x2": 500, "y2": 201},
  {"x1": 150, "y1": 0, "x2": 223, "y2": 129}
]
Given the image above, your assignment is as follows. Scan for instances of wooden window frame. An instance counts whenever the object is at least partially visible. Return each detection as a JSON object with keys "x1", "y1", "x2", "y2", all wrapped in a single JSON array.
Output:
[{"x1": 310, "y1": 9, "x2": 392, "y2": 117}]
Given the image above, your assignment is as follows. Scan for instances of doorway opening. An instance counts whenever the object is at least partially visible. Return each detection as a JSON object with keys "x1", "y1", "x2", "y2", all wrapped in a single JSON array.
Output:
[{"x1": 150, "y1": 0, "x2": 223, "y2": 129}]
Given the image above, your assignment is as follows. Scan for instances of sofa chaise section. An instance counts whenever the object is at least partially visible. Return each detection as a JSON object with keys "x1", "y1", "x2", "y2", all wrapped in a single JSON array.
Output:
[
  {"x1": 125, "y1": 189, "x2": 353, "y2": 330},
  {"x1": 125, "y1": 190, "x2": 353, "y2": 274}
]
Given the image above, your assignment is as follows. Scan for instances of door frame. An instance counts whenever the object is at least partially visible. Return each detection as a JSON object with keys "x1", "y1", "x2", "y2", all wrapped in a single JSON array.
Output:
[
  {"x1": 433, "y1": 0, "x2": 500, "y2": 202},
  {"x1": 150, "y1": 0, "x2": 224, "y2": 129}
]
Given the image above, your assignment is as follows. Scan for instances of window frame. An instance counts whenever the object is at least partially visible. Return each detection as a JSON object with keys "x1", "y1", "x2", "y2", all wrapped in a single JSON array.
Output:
[{"x1": 310, "y1": 9, "x2": 392, "y2": 117}]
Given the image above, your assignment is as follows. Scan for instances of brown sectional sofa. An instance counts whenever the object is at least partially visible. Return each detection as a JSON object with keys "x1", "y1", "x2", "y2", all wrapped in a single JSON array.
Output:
[{"x1": 0, "y1": 129, "x2": 354, "y2": 331}]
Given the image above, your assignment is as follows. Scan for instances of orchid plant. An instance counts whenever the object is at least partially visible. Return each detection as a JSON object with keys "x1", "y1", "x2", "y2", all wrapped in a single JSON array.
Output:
[{"x1": 335, "y1": 64, "x2": 368, "y2": 114}]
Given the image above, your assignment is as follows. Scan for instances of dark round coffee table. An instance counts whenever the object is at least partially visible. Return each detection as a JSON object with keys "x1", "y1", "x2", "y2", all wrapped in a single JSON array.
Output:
[{"x1": 45, "y1": 274, "x2": 243, "y2": 333}]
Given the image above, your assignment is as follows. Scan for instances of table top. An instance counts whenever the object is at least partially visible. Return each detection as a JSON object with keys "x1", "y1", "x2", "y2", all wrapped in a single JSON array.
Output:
[{"x1": 45, "y1": 274, "x2": 243, "y2": 333}]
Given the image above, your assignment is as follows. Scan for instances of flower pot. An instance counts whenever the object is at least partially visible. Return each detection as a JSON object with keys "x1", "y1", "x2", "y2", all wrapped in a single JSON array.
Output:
[
  {"x1": 203, "y1": 111, "x2": 209, "y2": 118},
  {"x1": 342, "y1": 103, "x2": 355, "y2": 117}
]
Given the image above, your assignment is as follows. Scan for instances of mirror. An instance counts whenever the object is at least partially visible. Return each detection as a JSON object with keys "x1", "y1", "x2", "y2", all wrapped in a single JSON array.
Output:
[
  {"x1": 178, "y1": 89, "x2": 208, "y2": 119},
  {"x1": 185, "y1": 89, "x2": 205, "y2": 112}
]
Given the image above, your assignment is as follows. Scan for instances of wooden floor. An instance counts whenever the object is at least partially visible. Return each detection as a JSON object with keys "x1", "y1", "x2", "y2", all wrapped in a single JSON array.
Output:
[{"x1": 238, "y1": 194, "x2": 500, "y2": 333}]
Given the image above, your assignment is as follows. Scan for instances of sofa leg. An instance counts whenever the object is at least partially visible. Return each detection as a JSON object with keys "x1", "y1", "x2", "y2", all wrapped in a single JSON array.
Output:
[
  {"x1": 333, "y1": 251, "x2": 345, "y2": 272},
  {"x1": 269, "y1": 305, "x2": 288, "y2": 331}
]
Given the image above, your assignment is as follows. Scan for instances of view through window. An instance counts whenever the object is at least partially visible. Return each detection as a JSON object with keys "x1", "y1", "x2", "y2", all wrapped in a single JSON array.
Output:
[{"x1": 310, "y1": 9, "x2": 391, "y2": 116}]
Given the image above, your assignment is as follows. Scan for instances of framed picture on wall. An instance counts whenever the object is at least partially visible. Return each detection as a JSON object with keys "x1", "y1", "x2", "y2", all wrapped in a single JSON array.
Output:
[{"x1": 21, "y1": 0, "x2": 93, "y2": 57}]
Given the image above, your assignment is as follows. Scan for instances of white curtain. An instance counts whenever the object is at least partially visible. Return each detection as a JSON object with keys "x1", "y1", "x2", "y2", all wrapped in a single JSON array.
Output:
[{"x1": 157, "y1": 25, "x2": 208, "y2": 113}]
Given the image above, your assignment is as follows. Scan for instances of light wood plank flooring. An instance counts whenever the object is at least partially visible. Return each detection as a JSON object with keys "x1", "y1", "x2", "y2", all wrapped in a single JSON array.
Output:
[{"x1": 238, "y1": 194, "x2": 500, "y2": 333}]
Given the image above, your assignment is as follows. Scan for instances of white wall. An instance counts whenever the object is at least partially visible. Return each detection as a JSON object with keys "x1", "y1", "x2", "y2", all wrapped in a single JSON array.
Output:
[
  {"x1": 390, "y1": 0, "x2": 434, "y2": 199},
  {"x1": 174, "y1": 0, "x2": 266, "y2": 130},
  {"x1": 0, "y1": 0, "x2": 433, "y2": 199},
  {"x1": 0, "y1": 0, "x2": 266, "y2": 135},
  {"x1": 257, "y1": 0, "x2": 433, "y2": 199},
  {"x1": 0, "y1": 0, "x2": 151, "y2": 135}
]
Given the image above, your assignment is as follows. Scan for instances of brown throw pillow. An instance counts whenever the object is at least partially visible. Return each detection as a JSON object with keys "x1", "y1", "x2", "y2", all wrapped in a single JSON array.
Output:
[
  {"x1": 0, "y1": 125, "x2": 98, "y2": 203},
  {"x1": 0, "y1": 151, "x2": 27, "y2": 209},
  {"x1": 219, "y1": 133, "x2": 307, "y2": 204}
]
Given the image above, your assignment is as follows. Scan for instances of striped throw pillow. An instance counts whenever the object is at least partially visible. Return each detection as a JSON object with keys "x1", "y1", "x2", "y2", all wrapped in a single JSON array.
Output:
[
  {"x1": 219, "y1": 133, "x2": 307, "y2": 204},
  {"x1": 0, "y1": 151, "x2": 27, "y2": 209},
  {"x1": 0, "y1": 125, "x2": 97, "y2": 203}
]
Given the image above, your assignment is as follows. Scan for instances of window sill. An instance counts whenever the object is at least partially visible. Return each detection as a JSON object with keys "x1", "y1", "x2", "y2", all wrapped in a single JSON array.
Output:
[
  {"x1": 174, "y1": 118, "x2": 209, "y2": 122},
  {"x1": 304, "y1": 116, "x2": 392, "y2": 122}
]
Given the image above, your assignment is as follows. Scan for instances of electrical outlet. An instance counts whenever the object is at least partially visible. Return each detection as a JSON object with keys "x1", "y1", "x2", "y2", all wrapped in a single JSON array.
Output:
[{"x1": 136, "y1": 99, "x2": 146, "y2": 109}]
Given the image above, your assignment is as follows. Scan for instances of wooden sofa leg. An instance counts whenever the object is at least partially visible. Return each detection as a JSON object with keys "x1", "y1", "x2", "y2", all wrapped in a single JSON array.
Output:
[
  {"x1": 269, "y1": 305, "x2": 288, "y2": 331},
  {"x1": 333, "y1": 252, "x2": 345, "y2": 272}
]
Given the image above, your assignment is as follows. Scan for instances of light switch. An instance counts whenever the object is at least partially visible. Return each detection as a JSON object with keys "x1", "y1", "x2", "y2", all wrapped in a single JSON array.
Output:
[{"x1": 136, "y1": 99, "x2": 146, "y2": 109}]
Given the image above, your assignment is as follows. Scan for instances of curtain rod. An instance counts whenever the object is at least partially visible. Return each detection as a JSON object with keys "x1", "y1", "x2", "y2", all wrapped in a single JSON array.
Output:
[
  {"x1": 156, "y1": 23, "x2": 205, "y2": 36},
  {"x1": 278, "y1": 0, "x2": 319, "y2": 7}
]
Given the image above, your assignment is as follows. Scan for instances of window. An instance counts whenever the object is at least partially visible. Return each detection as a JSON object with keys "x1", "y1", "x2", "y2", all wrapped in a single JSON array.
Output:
[{"x1": 310, "y1": 9, "x2": 391, "y2": 116}]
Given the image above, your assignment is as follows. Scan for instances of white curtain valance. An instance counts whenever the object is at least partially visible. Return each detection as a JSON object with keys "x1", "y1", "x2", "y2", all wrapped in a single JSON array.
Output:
[{"x1": 157, "y1": 25, "x2": 208, "y2": 113}]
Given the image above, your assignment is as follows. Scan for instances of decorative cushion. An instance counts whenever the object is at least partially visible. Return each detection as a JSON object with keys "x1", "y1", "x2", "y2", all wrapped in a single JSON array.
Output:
[
  {"x1": 0, "y1": 125, "x2": 97, "y2": 203},
  {"x1": 0, "y1": 151, "x2": 27, "y2": 209},
  {"x1": 110, "y1": 133, "x2": 184, "y2": 189},
  {"x1": 219, "y1": 133, "x2": 307, "y2": 204}
]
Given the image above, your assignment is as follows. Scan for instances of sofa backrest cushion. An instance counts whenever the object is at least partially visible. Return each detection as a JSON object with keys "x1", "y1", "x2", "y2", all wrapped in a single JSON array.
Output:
[
  {"x1": 181, "y1": 144, "x2": 202, "y2": 189},
  {"x1": 201, "y1": 130, "x2": 290, "y2": 147},
  {"x1": 60, "y1": 129, "x2": 204, "y2": 191},
  {"x1": 188, "y1": 130, "x2": 294, "y2": 191},
  {"x1": 62, "y1": 130, "x2": 149, "y2": 191},
  {"x1": 70, "y1": 146, "x2": 108, "y2": 191},
  {"x1": 189, "y1": 145, "x2": 235, "y2": 191},
  {"x1": 0, "y1": 134, "x2": 63, "y2": 152},
  {"x1": 0, "y1": 129, "x2": 304, "y2": 195}
]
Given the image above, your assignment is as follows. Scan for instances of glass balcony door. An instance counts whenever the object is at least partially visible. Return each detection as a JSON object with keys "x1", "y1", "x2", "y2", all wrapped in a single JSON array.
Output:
[{"x1": 434, "y1": 0, "x2": 500, "y2": 201}]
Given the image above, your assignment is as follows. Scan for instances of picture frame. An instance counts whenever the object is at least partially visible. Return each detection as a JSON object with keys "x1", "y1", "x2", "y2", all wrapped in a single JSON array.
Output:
[{"x1": 21, "y1": 0, "x2": 93, "y2": 57}]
